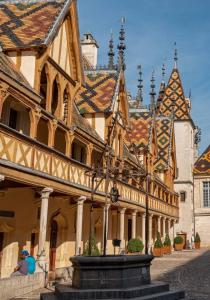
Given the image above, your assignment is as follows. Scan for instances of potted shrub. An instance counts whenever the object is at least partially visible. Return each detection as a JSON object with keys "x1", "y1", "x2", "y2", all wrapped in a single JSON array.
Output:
[
  {"x1": 153, "y1": 232, "x2": 163, "y2": 257},
  {"x1": 163, "y1": 234, "x2": 172, "y2": 254},
  {"x1": 127, "y1": 238, "x2": 144, "y2": 255},
  {"x1": 174, "y1": 236, "x2": 184, "y2": 251},
  {"x1": 83, "y1": 236, "x2": 100, "y2": 256},
  {"x1": 194, "y1": 232, "x2": 201, "y2": 250}
]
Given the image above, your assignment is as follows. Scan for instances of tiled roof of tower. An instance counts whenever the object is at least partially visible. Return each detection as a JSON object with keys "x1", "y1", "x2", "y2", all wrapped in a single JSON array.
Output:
[
  {"x1": 194, "y1": 145, "x2": 210, "y2": 175},
  {"x1": 125, "y1": 111, "x2": 153, "y2": 151},
  {"x1": 0, "y1": 0, "x2": 70, "y2": 50},
  {"x1": 157, "y1": 67, "x2": 190, "y2": 120},
  {"x1": 74, "y1": 70, "x2": 119, "y2": 114},
  {"x1": 155, "y1": 116, "x2": 173, "y2": 171}
]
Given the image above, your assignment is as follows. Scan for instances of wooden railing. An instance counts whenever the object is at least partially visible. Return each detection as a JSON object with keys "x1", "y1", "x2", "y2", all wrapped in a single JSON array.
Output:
[{"x1": 0, "y1": 124, "x2": 179, "y2": 218}]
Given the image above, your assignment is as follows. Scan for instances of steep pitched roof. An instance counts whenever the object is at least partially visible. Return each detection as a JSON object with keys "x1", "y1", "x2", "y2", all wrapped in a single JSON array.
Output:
[
  {"x1": 155, "y1": 116, "x2": 173, "y2": 171},
  {"x1": 0, "y1": 0, "x2": 70, "y2": 50},
  {"x1": 194, "y1": 145, "x2": 210, "y2": 175},
  {"x1": 125, "y1": 111, "x2": 153, "y2": 151},
  {"x1": 74, "y1": 70, "x2": 119, "y2": 114},
  {"x1": 157, "y1": 67, "x2": 190, "y2": 120}
]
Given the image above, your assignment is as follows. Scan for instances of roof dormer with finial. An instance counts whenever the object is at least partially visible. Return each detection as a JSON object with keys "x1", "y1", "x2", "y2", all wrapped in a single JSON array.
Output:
[{"x1": 157, "y1": 44, "x2": 191, "y2": 120}]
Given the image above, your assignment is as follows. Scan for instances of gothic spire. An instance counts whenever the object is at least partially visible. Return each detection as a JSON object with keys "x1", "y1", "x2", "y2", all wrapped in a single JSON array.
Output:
[
  {"x1": 117, "y1": 17, "x2": 126, "y2": 71},
  {"x1": 174, "y1": 42, "x2": 178, "y2": 68},
  {"x1": 150, "y1": 70, "x2": 156, "y2": 112},
  {"x1": 136, "y1": 65, "x2": 143, "y2": 107},
  {"x1": 108, "y1": 30, "x2": 115, "y2": 69}
]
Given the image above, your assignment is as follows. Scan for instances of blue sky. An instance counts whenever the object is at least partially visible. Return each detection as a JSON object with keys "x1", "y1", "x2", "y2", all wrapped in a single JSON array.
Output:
[{"x1": 78, "y1": 0, "x2": 210, "y2": 153}]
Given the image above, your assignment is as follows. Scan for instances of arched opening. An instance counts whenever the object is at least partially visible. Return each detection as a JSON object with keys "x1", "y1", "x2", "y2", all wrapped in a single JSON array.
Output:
[
  {"x1": 91, "y1": 150, "x2": 103, "y2": 168},
  {"x1": 36, "y1": 118, "x2": 49, "y2": 146},
  {"x1": 71, "y1": 139, "x2": 87, "y2": 164},
  {"x1": 49, "y1": 220, "x2": 58, "y2": 272},
  {"x1": 1, "y1": 96, "x2": 30, "y2": 136},
  {"x1": 51, "y1": 78, "x2": 59, "y2": 115},
  {"x1": 62, "y1": 87, "x2": 69, "y2": 122},
  {"x1": 54, "y1": 127, "x2": 66, "y2": 154},
  {"x1": 40, "y1": 65, "x2": 48, "y2": 108}
]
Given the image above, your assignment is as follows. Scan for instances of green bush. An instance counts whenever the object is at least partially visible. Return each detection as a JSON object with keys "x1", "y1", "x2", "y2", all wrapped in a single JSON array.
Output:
[
  {"x1": 195, "y1": 232, "x2": 201, "y2": 243},
  {"x1": 163, "y1": 234, "x2": 171, "y2": 246},
  {"x1": 83, "y1": 236, "x2": 100, "y2": 256},
  {"x1": 154, "y1": 232, "x2": 163, "y2": 249},
  {"x1": 127, "y1": 238, "x2": 144, "y2": 253},
  {"x1": 174, "y1": 236, "x2": 183, "y2": 245}
]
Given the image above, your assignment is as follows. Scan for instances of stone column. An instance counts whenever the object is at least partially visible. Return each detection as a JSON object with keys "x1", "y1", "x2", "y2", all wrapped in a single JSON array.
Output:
[
  {"x1": 119, "y1": 208, "x2": 126, "y2": 252},
  {"x1": 75, "y1": 196, "x2": 86, "y2": 255},
  {"x1": 157, "y1": 216, "x2": 161, "y2": 235},
  {"x1": 102, "y1": 203, "x2": 111, "y2": 252},
  {"x1": 148, "y1": 214, "x2": 153, "y2": 253},
  {"x1": 162, "y1": 217, "x2": 166, "y2": 238},
  {"x1": 141, "y1": 213, "x2": 146, "y2": 253},
  {"x1": 166, "y1": 218, "x2": 171, "y2": 235},
  {"x1": 38, "y1": 187, "x2": 53, "y2": 255},
  {"x1": 132, "y1": 210, "x2": 137, "y2": 239}
]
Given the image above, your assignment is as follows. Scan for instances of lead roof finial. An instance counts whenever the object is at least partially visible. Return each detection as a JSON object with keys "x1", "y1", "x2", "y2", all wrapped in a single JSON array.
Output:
[
  {"x1": 136, "y1": 65, "x2": 143, "y2": 107},
  {"x1": 108, "y1": 29, "x2": 115, "y2": 69},
  {"x1": 174, "y1": 42, "x2": 178, "y2": 68},
  {"x1": 162, "y1": 63, "x2": 166, "y2": 83},
  {"x1": 150, "y1": 70, "x2": 156, "y2": 112},
  {"x1": 117, "y1": 17, "x2": 126, "y2": 71}
]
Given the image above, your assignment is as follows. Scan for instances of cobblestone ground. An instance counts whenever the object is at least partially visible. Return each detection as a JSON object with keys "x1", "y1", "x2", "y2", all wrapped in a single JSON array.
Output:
[
  {"x1": 13, "y1": 248, "x2": 210, "y2": 300},
  {"x1": 151, "y1": 248, "x2": 210, "y2": 300}
]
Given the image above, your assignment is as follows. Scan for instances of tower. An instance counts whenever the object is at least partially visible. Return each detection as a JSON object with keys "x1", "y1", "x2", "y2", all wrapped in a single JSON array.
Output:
[
  {"x1": 157, "y1": 46, "x2": 197, "y2": 247},
  {"x1": 81, "y1": 33, "x2": 99, "y2": 68}
]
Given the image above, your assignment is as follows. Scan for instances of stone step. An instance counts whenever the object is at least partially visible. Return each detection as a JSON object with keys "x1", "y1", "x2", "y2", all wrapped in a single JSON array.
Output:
[{"x1": 53, "y1": 281, "x2": 169, "y2": 299}]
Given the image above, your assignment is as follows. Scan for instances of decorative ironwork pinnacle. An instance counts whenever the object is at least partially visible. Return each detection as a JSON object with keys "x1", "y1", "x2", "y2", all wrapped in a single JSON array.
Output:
[
  {"x1": 174, "y1": 42, "x2": 178, "y2": 68},
  {"x1": 136, "y1": 65, "x2": 143, "y2": 106},
  {"x1": 150, "y1": 70, "x2": 156, "y2": 112},
  {"x1": 117, "y1": 17, "x2": 126, "y2": 71},
  {"x1": 108, "y1": 30, "x2": 115, "y2": 69}
]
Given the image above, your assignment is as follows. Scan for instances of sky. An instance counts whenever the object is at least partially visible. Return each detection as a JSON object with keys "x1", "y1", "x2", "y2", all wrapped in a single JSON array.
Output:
[{"x1": 78, "y1": 0, "x2": 210, "y2": 153}]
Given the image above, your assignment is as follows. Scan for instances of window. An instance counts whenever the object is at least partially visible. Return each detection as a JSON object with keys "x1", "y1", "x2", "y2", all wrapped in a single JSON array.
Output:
[
  {"x1": 71, "y1": 140, "x2": 87, "y2": 164},
  {"x1": 180, "y1": 191, "x2": 186, "y2": 202},
  {"x1": 9, "y1": 108, "x2": 18, "y2": 130},
  {"x1": 203, "y1": 182, "x2": 210, "y2": 207}
]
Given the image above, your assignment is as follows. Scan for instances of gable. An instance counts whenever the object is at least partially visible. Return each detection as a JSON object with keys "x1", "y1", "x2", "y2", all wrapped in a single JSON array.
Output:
[
  {"x1": 194, "y1": 145, "x2": 210, "y2": 175},
  {"x1": 158, "y1": 68, "x2": 190, "y2": 120}
]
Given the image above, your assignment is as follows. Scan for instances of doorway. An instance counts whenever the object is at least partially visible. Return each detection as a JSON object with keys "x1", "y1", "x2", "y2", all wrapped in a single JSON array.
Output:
[{"x1": 49, "y1": 220, "x2": 58, "y2": 272}]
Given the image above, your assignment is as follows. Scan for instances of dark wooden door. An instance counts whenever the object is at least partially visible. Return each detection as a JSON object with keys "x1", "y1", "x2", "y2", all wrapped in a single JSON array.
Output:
[
  {"x1": 0, "y1": 232, "x2": 4, "y2": 278},
  {"x1": 128, "y1": 219, "x2": 132, "y2": 241},
  {"x1": 49, "y1": 220, "x2": 58, "y2": 272}
]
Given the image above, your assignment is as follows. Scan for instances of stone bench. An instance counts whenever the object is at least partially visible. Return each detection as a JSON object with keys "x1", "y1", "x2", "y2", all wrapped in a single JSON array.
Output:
[{"x1": 0, "y1": 272, "x2": 45, "y2": 300}]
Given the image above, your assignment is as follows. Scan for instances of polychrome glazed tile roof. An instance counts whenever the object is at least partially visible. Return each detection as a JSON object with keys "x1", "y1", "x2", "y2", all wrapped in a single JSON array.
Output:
[
  {"x1": 157, "y1": 68, "x2": 190, "y2": 120},
  {"x1": 125, "y1": 111, "x2": 153, "y2": 151},
  {"x1": 0, "y1": 0, "x2": 69, "y2": 50},
  {"x1": 194, "y1": 145, "x2": 210, "y2": 175},
  {"x1": 75, "y1": 70, "x2": 119, "y2": 114},
  {"x1": 155, "y1": 116, "x2": 173, "y2": 171},
  {"x1": 82, "y1": 55, "x2": 93, "y2": 71}
]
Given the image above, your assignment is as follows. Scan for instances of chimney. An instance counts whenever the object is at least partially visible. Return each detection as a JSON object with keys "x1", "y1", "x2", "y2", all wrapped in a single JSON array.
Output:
[{"x1": 81, "y1": 33, "x2": 99, "y2": 68}]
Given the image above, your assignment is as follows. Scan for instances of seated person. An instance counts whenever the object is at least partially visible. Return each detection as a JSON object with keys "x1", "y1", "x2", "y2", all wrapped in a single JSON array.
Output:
[
  {"x1": 11, "y1": 250, "x2": 28, "y2": 276},
  {"x1": 24, "y1": 250, "x2": 36, "y2": 274}
]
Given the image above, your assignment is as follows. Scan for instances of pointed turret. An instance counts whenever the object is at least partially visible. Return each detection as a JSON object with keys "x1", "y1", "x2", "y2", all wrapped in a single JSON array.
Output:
[
  {"x1": 150, "y1": 70, "x2": 156, "y2": 113},
  {"x1": 117, "y1": 17, "x2": 126, "y2": 71},
  {"x1": 136, "y1": 65, "x2": 143, "y2": 107},
  {"x1": 108, "y1": 30, "x2": 115, "y2": 69}
]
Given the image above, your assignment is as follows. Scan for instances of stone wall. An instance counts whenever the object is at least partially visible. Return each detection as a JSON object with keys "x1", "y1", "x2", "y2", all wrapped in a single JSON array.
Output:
[{"x1": 0, "y1": 272, "x2": 45, "y2": 300}]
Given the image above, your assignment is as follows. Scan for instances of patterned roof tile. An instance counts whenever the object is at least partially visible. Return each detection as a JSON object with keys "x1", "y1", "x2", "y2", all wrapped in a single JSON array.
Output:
[
  {"x1": 194, "y1": 145, "x2": 210, "y2": 175},
  {"x1": 75, "y1": 70, "x2": 119, "y2": 114},
  {"x1": 0, "y1": 0, "x2": 68, "y2": 50},
  {"x1": 157, "y1": 68, "x2": 190, "y2": 120},
  {"x1": 155, "y1": 116, "x2": 173, "y2": 171}
]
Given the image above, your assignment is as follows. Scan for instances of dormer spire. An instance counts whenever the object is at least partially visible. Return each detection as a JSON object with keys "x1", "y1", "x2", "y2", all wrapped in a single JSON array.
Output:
[
  {"x1": 136, "y1": 65, "x2": 143, "y2": 107},
  {"x1": 117, "y1": 17, "x2": 126, "y2": 71},
  {"x1": 174, "y1": 42, "x2": 178, "y2": 68},
  {"x1": 150, "y1": 70, "x2": 156, "y2": 112},
  {"x1": 162, "y1": 63, "x2": 166, "y2": 83},
  {"x1": 108, "y1": 30, "x2": 115, "y2": 69}
]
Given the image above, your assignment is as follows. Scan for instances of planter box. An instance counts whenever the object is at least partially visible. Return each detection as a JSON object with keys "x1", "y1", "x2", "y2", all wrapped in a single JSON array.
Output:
[
  {"x1": 174, "y1": 243, "x2": 183, "y2": 251},
  {"x1": 153, "y1": 247, "x2": 163, "y2": 257},
  {"x1": 195, "y1": 242, "x2": 200, "y2": 249},
  {"x1": 70, "y1": 255, "x2": 153, "y2": 289}
]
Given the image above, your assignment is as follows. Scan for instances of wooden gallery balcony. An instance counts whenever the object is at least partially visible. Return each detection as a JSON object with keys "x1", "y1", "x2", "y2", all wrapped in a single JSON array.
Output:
[{"x1": 0, "y1": 124, "x2": 179, "y2": 218}]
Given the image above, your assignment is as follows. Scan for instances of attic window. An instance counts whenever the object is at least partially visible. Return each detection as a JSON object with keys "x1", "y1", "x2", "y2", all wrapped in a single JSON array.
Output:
[{"x1": 180, "y1": 191, "x2": 186, "y2": 202}]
